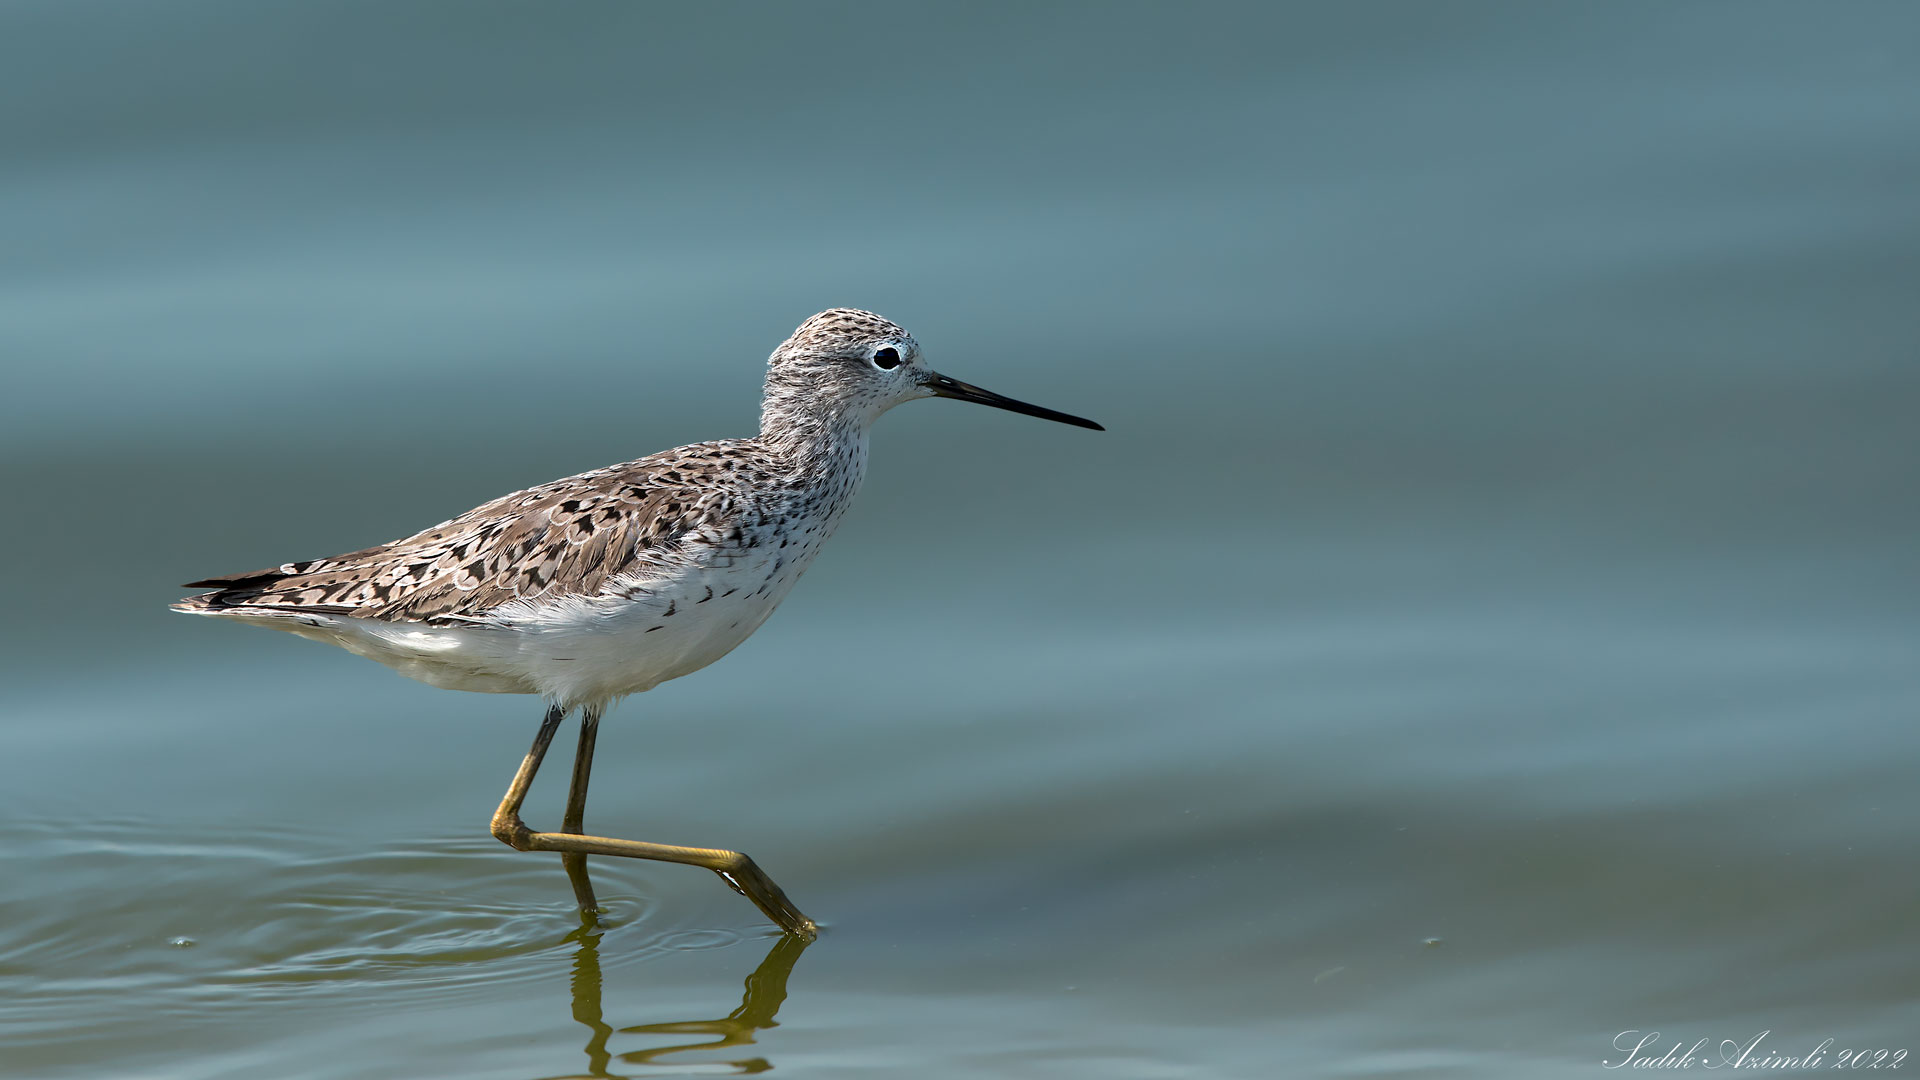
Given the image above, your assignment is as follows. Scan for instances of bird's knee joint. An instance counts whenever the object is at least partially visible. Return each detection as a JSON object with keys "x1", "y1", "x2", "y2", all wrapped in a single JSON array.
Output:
[{"x1": 490, "y1": 813, "x2": 533, "y2": 850}]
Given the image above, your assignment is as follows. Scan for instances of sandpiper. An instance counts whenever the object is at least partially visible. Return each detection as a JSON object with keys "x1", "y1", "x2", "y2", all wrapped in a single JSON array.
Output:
[{"x1": 173, "y1": 308, "x2": 1101, "y2": 937}]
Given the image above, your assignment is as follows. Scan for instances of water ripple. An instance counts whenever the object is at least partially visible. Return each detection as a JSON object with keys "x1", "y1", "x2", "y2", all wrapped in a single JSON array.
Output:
[{"x1": 0, "y1": 818, "x2": 740, "y2": 1026}]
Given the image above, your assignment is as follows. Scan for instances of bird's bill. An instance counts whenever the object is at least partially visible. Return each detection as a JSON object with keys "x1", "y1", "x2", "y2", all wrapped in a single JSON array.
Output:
[{"x1": 921, "y1": 372, "x2": 1104, "y2": 431}]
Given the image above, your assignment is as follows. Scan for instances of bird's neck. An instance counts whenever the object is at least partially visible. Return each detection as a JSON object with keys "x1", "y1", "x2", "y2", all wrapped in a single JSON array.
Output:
[{"x1": 757, "y1": 394, "x2": 872, "y2": 494}]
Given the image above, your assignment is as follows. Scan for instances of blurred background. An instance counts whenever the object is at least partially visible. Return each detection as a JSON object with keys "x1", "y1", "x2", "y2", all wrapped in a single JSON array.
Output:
[{"x1": 2, "y1": 3, "x2": 1916, "y2": 1077}]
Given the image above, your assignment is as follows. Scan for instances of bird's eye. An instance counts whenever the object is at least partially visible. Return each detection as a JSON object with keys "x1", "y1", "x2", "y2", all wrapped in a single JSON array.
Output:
[{"x1": 871, "y1": 346, "x2": 902, "y2": 370}]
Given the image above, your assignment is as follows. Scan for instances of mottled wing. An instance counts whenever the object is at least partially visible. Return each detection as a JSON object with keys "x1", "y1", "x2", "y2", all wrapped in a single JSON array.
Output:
[{"x1": 181, "y1": 445, "x2": 761, "y2": 624}]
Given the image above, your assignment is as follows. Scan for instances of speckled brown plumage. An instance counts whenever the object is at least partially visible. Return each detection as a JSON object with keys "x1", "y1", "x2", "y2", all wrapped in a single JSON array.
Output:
[{"x1": 177, "y1": 440, "x2": 787, "y2": 625}]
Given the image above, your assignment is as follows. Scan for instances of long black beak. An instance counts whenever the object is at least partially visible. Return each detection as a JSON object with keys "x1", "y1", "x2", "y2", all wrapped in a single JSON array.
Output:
[{"x1": 921, "y1": 372, "x2": 1104, "y2": 431}]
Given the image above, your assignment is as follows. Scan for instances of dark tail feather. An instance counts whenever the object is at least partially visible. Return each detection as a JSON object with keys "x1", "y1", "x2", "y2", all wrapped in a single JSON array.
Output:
[
  {"x1": 181, "y1": 559, "x2": 328, "y2": 590},
  {"x1": 183, "y1": 573, "x2": 278, "y2": 590}
]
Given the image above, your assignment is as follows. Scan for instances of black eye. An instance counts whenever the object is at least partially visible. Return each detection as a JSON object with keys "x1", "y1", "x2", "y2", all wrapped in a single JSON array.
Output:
[{"x1": 871, "y1": 346, "x2": 902, "y2": 370}]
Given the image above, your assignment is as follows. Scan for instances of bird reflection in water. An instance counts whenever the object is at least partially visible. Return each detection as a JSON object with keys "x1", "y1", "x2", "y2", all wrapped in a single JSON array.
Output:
[{"x1": 556, "y1": 880, "x2": 810, "y2": 1077}]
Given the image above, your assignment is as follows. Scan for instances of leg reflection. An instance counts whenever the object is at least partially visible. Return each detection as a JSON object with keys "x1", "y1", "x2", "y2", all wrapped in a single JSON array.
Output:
[
  {"x1": 567, "y1": 914, "x2": 617, "y2": 1079},
  {"x1": 564, "y1": 862, "x2": 812, "y2": 1077}
]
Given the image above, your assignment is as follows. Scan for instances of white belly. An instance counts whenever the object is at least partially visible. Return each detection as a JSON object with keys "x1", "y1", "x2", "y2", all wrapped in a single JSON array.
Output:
[
  {"x1": 495, "y1": 551, "x2": 812, "y2": 703},
  {"x1": 264, "y1": 543, "x2": 817, "y2": 708}
]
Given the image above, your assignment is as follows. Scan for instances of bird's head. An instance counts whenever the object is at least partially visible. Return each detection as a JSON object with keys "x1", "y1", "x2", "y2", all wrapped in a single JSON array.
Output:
[{"x1": 761, "y1": 308, "x2": 1103, "y2": 435}]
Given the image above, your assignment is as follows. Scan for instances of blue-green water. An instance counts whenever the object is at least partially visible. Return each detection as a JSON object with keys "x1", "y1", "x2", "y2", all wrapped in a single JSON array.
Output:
[{"x1": 3, "y1": 3, "x2": 1918, "y2": 1077}]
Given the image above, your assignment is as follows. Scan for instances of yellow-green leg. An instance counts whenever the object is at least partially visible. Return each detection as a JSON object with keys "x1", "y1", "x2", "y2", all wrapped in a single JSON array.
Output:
[
  {"x1": 490, "y1": 704, "x2": 817, "y2": 939},
  {"x1": 561, "y1": 707, "x2": 601, "y2": 915}
]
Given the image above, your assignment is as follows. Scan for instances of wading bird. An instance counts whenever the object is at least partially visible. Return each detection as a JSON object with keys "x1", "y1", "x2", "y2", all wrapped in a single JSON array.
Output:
[{"x1": 174, "y1": 309, "x2": 1102, "y2": 936}]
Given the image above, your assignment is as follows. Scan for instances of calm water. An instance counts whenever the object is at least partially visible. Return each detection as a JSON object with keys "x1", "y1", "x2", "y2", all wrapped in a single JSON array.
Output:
[{"x1": 3, "y1": 3, "x2": 1918, "y2": 1077}]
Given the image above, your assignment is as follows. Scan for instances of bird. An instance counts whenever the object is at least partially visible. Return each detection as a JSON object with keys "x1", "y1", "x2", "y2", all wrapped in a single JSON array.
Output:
[{"x1": 172, "y1": 308, "x2": 1102, "y2": 937}]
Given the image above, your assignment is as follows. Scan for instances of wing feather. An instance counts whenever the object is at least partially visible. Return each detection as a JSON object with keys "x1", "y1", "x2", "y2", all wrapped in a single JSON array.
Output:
[{"x1": 177, "y1": 441, "x2": 779, "y2": 625}]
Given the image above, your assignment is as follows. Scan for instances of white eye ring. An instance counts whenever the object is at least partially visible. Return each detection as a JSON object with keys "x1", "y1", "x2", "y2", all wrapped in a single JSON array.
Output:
[{"x1": 871, "y1": 346, "x2": 903, "y2": 371}]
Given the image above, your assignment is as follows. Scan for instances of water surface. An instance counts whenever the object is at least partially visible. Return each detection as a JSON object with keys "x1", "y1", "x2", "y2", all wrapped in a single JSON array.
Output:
[{"x1": 2, "y1": 3, "x2": 1918, "y2": 1077}]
